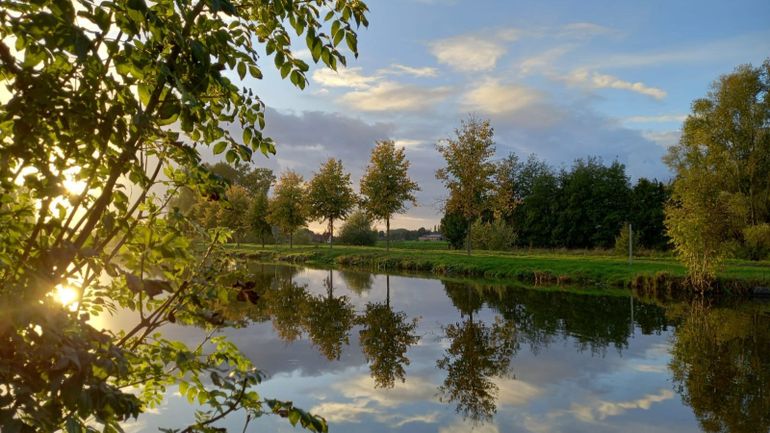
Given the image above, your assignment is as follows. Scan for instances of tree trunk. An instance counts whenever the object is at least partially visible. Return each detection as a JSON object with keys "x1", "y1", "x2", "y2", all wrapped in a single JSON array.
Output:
[
  {"x1": 290, "y1": 231, "x2": 293, "y2": 249},
  {"x1": 386, "y1": 274, "x2": 390, "y2": 307},
  {"x1": 466, "y1": 220, "x2": 472, "y2": 256},
  {"x1": 386, "y1": 216, "x2": 390, "y2": 252},
  {"x1": 329, "y1": 218, "x2": 334, "y2": 249}
]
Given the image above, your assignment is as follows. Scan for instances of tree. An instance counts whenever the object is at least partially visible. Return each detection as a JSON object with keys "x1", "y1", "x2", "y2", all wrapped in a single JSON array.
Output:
[
  {"x1": 360, "y1": 140, "x2": 419, "y2": 251},
  {"x1": 218, "y1": 185, "x2": 252, "y2": 244},
  {"x1": 0, "y1": 0, "x2": 369, "y2": 430},
  {"x1": 306, "y1": 158, "x2": 357, "y2": 248},
  {"x1": 665, "y1": 60, "x2": 770, "y2": 286},
  {"x1": 338, "y1": 210, "x2": 378, "y2": 246},
  {"x1": 440, "y1": 212, "x2": 468, "y2": 250},
  {"x1": 267, "y1": 171, "x2": 307, "y2": 248},
  {"x1": 304, "y1": 271, "x2": 355, "y2": 360},
  {"x1": 249, "y1": 191, "x2": 272, "y2": 247},
  {"x1": 436, "y1": 116, "x2": 497, "y2": 255},
  {"x1": 630, "y1": 178, "x2": 670, "y2": 250}
]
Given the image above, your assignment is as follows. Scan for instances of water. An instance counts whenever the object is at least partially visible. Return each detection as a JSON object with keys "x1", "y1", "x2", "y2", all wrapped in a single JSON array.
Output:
[{"x1": 115, "y1": 264, "x2": 770, "y2": 433}]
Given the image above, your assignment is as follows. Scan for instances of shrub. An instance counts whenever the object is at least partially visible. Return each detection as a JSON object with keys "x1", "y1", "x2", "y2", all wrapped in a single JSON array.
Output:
[
  {"x1": 614, "y1": 223, "x2": 641, "y2": 256},
  {"x1": 338, "y1": 211, "x2": 378, "y2": 246},
  {"x1": 470, "y1": 219, "x2": 517, "y2": 251},
  {"x1": 742, "y1": 223, "x2": 770, "y2": 260}
]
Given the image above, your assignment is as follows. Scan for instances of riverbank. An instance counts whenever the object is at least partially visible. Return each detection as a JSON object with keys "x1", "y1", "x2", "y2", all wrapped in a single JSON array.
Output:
[{"x1": 230, "y1": 244, "x2": 770, "y2": 294}]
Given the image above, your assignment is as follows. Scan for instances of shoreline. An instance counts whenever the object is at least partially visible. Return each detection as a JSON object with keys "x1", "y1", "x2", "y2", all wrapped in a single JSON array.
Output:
[{"x1": 230, "y1": 244, "x2": 770, "y2": 297}]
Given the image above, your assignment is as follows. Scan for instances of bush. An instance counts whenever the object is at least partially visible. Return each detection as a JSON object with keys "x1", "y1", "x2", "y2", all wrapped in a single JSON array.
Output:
[
  {"x1": 614, "y1": 223, "x2": 640, "y2": 256},
  {"x1": 338, "y1": 211, "x2": 378, "y2": 246},
  {"x1": 470, "y1": 219, "x2": 517, "y2": 251},
  {"x1": 742, "y1": 223, "x2": 770, "y2": 260}
]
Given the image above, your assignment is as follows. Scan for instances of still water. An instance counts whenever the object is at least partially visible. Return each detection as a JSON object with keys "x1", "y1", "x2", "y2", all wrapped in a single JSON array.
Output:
[{"x1": 114, "y1": 264, "x2": 770, "y2": 433}]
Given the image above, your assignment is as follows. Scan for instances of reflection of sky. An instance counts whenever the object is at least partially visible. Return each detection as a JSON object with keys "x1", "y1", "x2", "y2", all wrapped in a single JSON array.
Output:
[{"x1": 109, "y1": 266, "x2": 704, "y2": 433}]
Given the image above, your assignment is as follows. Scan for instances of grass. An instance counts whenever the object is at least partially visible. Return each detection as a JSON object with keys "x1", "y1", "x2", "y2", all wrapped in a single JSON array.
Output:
[{"x1": 229, "y1": 243, "x2": 770, "y2": 290}]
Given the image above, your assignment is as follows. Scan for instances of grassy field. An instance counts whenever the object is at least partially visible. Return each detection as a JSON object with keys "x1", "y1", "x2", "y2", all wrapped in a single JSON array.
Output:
[{"x1": 230, "y1": 243, "x2": 770, "y2": 289}]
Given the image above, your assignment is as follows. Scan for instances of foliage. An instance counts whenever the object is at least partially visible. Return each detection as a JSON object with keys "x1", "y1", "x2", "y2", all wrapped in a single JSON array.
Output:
[
  {"x1": 304, "y1": 273, "x2": 355, "y2": 360},
  {"x1": 670, "y1": 302, "x2": 770, "y2": 433},
  {"x1": 218, "y1": 185, "x2": 252, "y2": 243},
  {"x1": 630, "y1": 178, "x2": 671, "y2": 250},
  {"x1": 440, "y1": 212, "x2": 469, "y2": 250},
  {"x1": 359, "y1": 140, "x2": 419, "y2": 249},
  {"x1": 356, "y1": 303, "x2": 420, "y2": 388},
  {"x1": 267, "y1": 171, "x2": 307, "y2": 248},
  {"x1": 0, "y1": 0, "x2": 369, "y2": 430},
  {"x1": 665, "y1": 60, "x2": 770, "y2": 286},
  {"x1": 470, "y1": 219, "x2": 517, "y2": 251},
  {"x1": 306, "y1": 159, "x2": 357, "y2": 247},
  {"x1": 613, "y1": 223, "x2": 640, "y2": 257},
  {"x1": 741, "y1": 223, "x2": 770, "y2": 260},
  {"x1": 338, "y1": 210, "x2": 377, "y2": 246},
  {"x1": 436, "y1": 116, "x2": 496, "y2": 255}
]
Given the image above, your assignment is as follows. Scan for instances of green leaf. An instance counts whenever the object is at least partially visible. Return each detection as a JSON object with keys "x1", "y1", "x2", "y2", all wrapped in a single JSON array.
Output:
[
  {"x1": 213, "y1": 141, "x2": 227, "y2": 155},
  {"x1": 237, "y1": 62, "x2": 246, "y2": 80}
]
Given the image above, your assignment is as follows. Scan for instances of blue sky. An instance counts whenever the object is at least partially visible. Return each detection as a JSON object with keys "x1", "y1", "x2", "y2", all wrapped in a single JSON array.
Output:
[{"x1": 232, "y1": 0, "x2": 770, "y2": 229}]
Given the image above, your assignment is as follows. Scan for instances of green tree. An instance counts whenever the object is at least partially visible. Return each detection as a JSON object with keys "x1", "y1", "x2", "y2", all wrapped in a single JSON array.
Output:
[
  {"x1": 304, "y1": 271, "x2": 355, "y2": 360},
  {"x1": 218, "y1": 184, "x2": 252, "y2": 244},
  {"x1": 338, "y1": 210, "x2": 377, "y2": 246},
  {"x1": 306, "y1": 158, "x2": 357, "y2": 248},
  {"x1": 440, "y1": 212, "x2": 468, "y2": 250},
  {"x1": 630, "y1": 178, "x2": 670, "y2": 250},
  {"x1": 249, "y1": 191, "x2": 272, "y2": 247},
  {"x1": 267, "y1": 170, "x2": 307, "y2": 248},
  {"x1": 359, "y1": 140, "x2": 419, "y2": 251},
  {"x1": 436, "y1": 116, "x2": 497, "y2": 255},
  {"x1": 665, "y1": 60, "x2": 770, "y2": 286},
  {"x1": 0, "y1": 0, "x2": 369, "y2": 431}
]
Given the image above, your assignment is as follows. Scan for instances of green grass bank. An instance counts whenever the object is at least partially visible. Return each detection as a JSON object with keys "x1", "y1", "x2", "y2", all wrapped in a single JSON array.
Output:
[{"x1": 230, "y1": 244, "x2": 770, "y2": 294}]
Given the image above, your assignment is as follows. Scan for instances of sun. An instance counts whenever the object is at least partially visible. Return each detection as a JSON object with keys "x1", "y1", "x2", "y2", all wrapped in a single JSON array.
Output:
[{"x1": 53, "y1": 285, "x2": 79, "y2": 310}]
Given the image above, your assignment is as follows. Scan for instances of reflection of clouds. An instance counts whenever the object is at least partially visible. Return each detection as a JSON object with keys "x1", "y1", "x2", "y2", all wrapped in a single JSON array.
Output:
[
  {"x1": 496, "y1": 378, "x2": 542, "y2": 406},
  {"x1": 334, "y1": 374, "x2": 437, "y2": 407},
  {"x1": 439, "y1": 419, "x2": 500, "y2": 433},
  {"x1": 310, "y1": 374, "x2": 441, "y2": 427},
  {"x1": 570, "y1": 389, "x2": 674, "y2": 422},
  {"x1": 310, "y1": 400, "x2": 379, "y2": 423},
  {"x1": 632, "y1": 363, "x2": 668, "y2": 373}
]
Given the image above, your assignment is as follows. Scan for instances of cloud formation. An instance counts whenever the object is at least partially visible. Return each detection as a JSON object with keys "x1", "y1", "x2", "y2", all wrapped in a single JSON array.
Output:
[
  {"x1": 463, "y1": 79, "x2": 542, "y2": 114},
  {"x1": 562, "y1": 68, "x2": 667, "y2": 99},
  {"x1": 429, "y1": 28, "x2": 519, "y2": 72}
]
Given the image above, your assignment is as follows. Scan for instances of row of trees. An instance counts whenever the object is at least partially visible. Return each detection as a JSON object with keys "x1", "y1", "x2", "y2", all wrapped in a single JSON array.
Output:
[
  {"x1": 178, "y1": 140, "x2": 419, "y2": 249},
  {"x1": 436, "y1": 118, "x2": 670, "y2": 254}
]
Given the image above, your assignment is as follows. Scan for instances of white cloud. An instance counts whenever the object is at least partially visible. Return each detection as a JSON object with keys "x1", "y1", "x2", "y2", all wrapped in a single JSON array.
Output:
[
  {"x1": 463, "y1": 79, "x2": 542, "y2": 114},
  {"x1": 310, "y1": 400, "x2": 379, "y2": 423},
  {"x1": 380, "y1": 64, "x2": 439, "y2": 77},
  {"x1": 429, "y1": 28, "x2": 519, "y2": 72},
  {"x1": 570, "y1": 389, "x2": 675, "y2": 422},
  {"x1": 391, "y1": 412, "x2": 441, "y2": 428},
  {"x1": 312, "y1": 67, "x2": 378, "y2": 89},
  {"x1": 334, "y1": 374, "x2": 437, "y2": 408},
  {"x1": 496, "y1": 378, "x2": 543, "y2": 406},
  {"x1": 624, "y1": 114, "x2": 687, "y2": 123},
  {"x1": 519, "y1": 46, "x2": 573, "y2": 75},
  {"x1": 562, "y1": 68, "x2": 667, "y2": 99},
  {"x1": 393, "y1": 139, "x2": 427, "y2": 149},
  {"x1": 340, "y1": 81, "x2": 452, "y2": 112},
  {"x1": 641, "y1": 130, "x2": 681, "y2": 148}
]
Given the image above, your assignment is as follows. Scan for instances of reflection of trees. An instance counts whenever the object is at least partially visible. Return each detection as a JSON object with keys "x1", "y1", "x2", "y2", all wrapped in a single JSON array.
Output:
[
  {"x1": 670, "y1": 302, "x2": 770, "y2": 433},
  {"x1": 339, "y1": 270, "x2": 374, "y2": 294},
  {"x1": 264, "y1": 279, "x2": 309, "y2": 342},
  {"x1": 305, "y1": 270, "x2": 355, "y2": 360},
  {"x1": 437, "y1": 316, "x2": 517, "y2": 422},
  {"x1": 482, "y1": 286, "x2": 669, "y2": 354},
  {"x1": 356, "y1": 275, "x2": 420, "y2": 388},
  {"x1": 438, "y1": 281, "x2": 518, "y2": 422}
]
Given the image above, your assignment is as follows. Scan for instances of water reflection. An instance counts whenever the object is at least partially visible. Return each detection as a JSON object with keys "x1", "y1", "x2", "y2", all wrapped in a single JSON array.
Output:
[
  {"x1": 126, "y1": 263, "x2": 770, "y2": 432},
  {"x1": 669, "y1": 301, "x2": 770, "y2": 433}
]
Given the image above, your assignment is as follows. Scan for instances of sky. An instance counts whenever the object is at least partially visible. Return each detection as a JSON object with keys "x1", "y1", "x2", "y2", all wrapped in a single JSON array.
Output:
[{"x1": 219, "y1": 0, "x2": 770, "y2": 230}]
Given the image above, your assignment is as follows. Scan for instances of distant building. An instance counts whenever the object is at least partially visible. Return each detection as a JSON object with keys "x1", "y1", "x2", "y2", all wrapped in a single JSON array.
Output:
[{"x1": 418, "y1": 233, "x2": 444, "y2": 241}]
